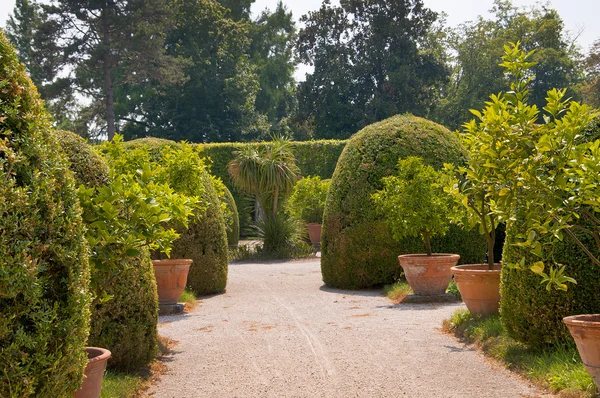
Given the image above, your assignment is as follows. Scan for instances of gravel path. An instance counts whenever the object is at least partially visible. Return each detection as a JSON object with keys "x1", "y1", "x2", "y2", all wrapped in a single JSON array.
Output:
[{"x1": 147, "y1": 259, "x2": 545, "y2": 398}]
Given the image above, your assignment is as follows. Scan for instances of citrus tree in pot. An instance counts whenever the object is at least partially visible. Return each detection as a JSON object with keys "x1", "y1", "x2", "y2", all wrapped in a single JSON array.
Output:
[
  {"x1": 286, "y1": 176, "x2": 331, "y2": 247},
  {"x1": 372, "y1": 156, "x2": 460, "y2": 296}
]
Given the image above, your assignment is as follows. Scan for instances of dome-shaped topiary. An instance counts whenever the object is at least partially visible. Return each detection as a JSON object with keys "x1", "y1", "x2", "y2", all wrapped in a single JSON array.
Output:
[
  {"x1": 0, "y1": 32, "x2": 91, "y2": 396},
  {"x1": 124, "y1": 139, "x2": 229, "y2": 295},
  {"x1": 56, "y1": 130, "x2": 159, "y2": 372},
  {"x1": 215, "y1": 179, "x2": 240, "y2": 247},
  {"x1": 321, "y1": 114, "x2": 485, "y2": 289}
]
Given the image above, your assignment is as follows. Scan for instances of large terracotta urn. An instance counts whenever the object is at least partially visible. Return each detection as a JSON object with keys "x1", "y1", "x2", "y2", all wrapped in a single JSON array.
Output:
[
  {"x1": 306, "y1": 223, "x2": 322, "y2": 246},
  {"x1": 451, "y1": 263, "x2": 502, "y2": 317},
  {"x1": 563, "y1": 314, "x2": 600, "y2": 391},
  {"x1": 74, "y1": 347, "x2": 111, "y2": 398},
  {"x1": 152, "y1": 259, "x2": 192, "y2": 304},
  {"x1": 398, "y1": 254, "x2": 460, "y2": 296}
]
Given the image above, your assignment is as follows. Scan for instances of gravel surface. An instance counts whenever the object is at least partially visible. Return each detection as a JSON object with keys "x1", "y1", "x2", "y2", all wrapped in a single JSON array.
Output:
[{"x1": 147, "y1": 259, "x2": 545, "y2": 398}]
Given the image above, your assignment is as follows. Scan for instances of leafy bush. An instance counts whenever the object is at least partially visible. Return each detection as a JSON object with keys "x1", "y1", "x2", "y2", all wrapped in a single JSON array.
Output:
[
  {"x1": 321, "y1": 114, "x2": 485, "y2": 289},
  {"x1": 254, "y1": 214, "x2": 312, "y2": 258},
  {"x1": 212, "y1": 176, "x2": 239, "y2": 246},
  {"x1": 57, "y1": 131, "x2": 165, "y2": 372},
  {"x1": 0, "y1": 33, "x2": 91, "y2": 396},
  {"x1": 286, "y1": 176, "x2": 330, "y2": 224}
]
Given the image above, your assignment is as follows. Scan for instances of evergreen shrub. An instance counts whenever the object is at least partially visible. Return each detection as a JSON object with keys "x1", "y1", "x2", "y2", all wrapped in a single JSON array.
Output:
[
  {"x1": 321, "y1": 114, "x2": 485, "y2": 289},
  {"x1": 0, "y1": 33, "x2": 91, "y2": 396}
]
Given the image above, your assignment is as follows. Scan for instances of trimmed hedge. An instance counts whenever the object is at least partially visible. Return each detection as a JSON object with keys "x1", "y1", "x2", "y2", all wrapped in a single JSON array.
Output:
[
  {"x1": 321, "y1": 114, "x2": 486, "y2": 289},
  {"x1": 500, "y1": 119, "x2": 600, "y2": 348},
  {"x1": 222, "y1": 184, "x2": 240, "y2": 246},
  {"x1": 125, "y1": 138, "x2": 228, "y2": 295},
  {"x1": 57, "y1": 131, "x2": 159, "y2": 371},
  {"x1": 0, "y1": 33, "x2": 91, "y2": 396}
]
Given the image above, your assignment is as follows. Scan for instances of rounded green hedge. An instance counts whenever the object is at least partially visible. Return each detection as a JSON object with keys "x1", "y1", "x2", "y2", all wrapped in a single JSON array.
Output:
[
  {"x1": 500, "y1": 119, "x2": 600, "y2": 348},
  {"x1": 221, "y1": 184, "x2": 240, "y2": 247},
  {"x1": 125, "y1": 138, "x2": 228, "y2": 295},
  {"x1": 57, "y1": 131, "x2": 159, "y2": 371},
  {"x1": 0, "y1": 33, "x2": 91, "y2": 396},
  {"x1": 321, "y1": 114, "x2": 486, "y2": 289}
]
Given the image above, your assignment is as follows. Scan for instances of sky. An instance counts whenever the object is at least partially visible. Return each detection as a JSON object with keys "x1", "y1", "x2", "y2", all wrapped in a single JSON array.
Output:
[{"x1": 1, "y1": 0, "x2": 599, "y2": 81}]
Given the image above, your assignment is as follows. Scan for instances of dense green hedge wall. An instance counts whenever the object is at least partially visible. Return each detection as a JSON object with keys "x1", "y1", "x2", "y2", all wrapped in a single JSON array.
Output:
[
  {"x1": 197, "y1": 140, "x2": 346, "y2": 235},
  {"x1": 125, "y1": 138, "x2": 228, "y2": 295},
  {"x1": 57, "y1": 131, "x2": 159, "y2": 371},
  {"x1": 0, "y1": 33, "x2": 91, "y2": 396},
  {"x1": 500, "y1": 119, "x2": 600, "y2": 348},
  {"x1": 321, "y1": 114, "x2": 486, "y2": 289}
]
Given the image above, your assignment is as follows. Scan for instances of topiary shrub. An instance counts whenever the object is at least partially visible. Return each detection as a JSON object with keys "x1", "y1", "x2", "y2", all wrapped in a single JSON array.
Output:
[
  {"x1": 321, "y1": 114, "x2": 485, "y2": 289},
  {"x1": 213, "y1": 178, "x2": 240, "y2": 247},
  {"x1": 124, "y1": 138, "x2": 228, "y2": 295},
  {"x1": 0, "y1": 32, "x2": 91, "y2": 396},
  {"x1": 56, "y1": 130, "x2": 159, "y2": 372}
]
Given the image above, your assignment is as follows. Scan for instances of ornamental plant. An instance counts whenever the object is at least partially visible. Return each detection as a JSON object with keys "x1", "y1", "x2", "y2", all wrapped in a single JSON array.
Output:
[
  {"x1": 286, "y1": 176, "x2": 331, "y2": 224},
  {"x1": 463, "y1": 42, "x2": 599, "y2": 290},
  {"x1": 372, "y1": 156, "x2": 456, "y2": 256}
]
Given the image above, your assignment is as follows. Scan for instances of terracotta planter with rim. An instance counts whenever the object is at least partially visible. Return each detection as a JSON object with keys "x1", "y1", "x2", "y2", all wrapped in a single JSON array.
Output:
[
  {"x1": 451, "y1": 263, "x2": 502, "y2": 317},
  {"x1": 563, "y1": 314, "x2": 600, "y2": 390},
  {"x1": 306, "y1": 223, "x2": 322, "y2": 246},
  {"x1": 152, "y1": 259, "x2": 192, "y2": 304},
  {"x1": 74, "y1": 347, "x2": 111, "y2": 398},
  {"x1": 398, "y1": 254, "x2": 460, "y2": 296}
]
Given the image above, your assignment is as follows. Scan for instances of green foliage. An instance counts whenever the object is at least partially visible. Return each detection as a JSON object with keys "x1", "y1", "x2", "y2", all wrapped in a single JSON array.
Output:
[
  {"x1": 373, "y1": 157, "x2": 455, "y2": 256},
  {"x1": 296, "y1": 0, "x2": 449, "y2": 139},
  {"x1": 212, "y1": 176, "x2": 240, "y2": 246},
  {"x1": 254, "y1": 213, "x2": 311, "y2": 258},
  {"x1": 286, "y1": 176, "x2": 330, "y2": 224},
  {"x1": 123, "y1": 138, "x2": 229, "y2": 296},
  {"x1": 321, "y1": 114, "x2": 485, "y2": 289},
  {"x1": 582, "y1": 40, "x2": 600, "y2": 108},
  {"x1": 57, "y1": 131, "x2": 110, "y2": 188},
  {"x1": 0, "y1": 32, "x2": 91, "y2": 396}
]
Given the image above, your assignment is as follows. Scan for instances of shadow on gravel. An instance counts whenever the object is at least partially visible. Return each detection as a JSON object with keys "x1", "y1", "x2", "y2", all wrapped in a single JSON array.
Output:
[
  {"x1": 319, "y1": 285, "x2": 384, "y2": 297},
  {"x1": 443, "y1": 344, "x2": 477, "y2": 353}
]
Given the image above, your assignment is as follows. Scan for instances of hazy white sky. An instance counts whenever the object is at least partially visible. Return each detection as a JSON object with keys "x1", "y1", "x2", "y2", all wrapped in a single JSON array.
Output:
[{"x1": 1, "y1": 0, "x2": 598, "y2": 80}]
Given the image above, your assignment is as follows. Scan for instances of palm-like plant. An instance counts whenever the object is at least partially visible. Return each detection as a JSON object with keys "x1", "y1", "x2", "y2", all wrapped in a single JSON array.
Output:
[{"x1": 228, "y1": 136, "x2": 300, "y2": 217}]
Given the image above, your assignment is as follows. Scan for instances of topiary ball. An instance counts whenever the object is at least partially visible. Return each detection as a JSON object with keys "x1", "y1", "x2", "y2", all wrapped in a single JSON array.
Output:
[
  {"x1": 0, "y1": 32, "x2": 91, "y2": 396},
  {"x1": 321, "y1": 114, "x2": 485, "y2": 289},
  {"x1": 56, "y1": 130, "x2": 159, "y2": 371}
]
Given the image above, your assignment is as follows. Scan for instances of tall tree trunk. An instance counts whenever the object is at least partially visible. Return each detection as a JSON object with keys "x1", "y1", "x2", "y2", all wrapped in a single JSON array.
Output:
[{"x1": 102, "y1": 4, "x2": 115, "y2": 141}]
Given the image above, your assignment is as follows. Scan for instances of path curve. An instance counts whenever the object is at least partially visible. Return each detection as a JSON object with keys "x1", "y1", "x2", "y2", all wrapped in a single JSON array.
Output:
[{"x1": 147, "y1": 259, "x2": 544, "y2": 398}]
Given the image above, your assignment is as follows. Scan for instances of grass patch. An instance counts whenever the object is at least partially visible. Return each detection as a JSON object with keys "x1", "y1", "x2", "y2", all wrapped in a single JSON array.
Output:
[
  {"x1": 179, "y1": 289, "x2": 198, "y2": 312},
  {"x1": 443, "y1": 309, "x2": 596, "y2": 397},
  {"x1": 383, "y1": 281, "x2": 412, "y2": 303}
]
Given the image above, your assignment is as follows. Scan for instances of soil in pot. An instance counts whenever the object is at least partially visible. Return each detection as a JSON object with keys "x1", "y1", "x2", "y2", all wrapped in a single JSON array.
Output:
[
  {"x1": 398, "y1": 254, "x2": 460, "y2": 296},
  {"x1": 152, "y1": 259, "x2": 192, "y2": 304},
  {"x1": 563, "y1": 314, "x2": 600, "y2": 391},
  {"x1": 74, "y1": 347, "x2": 111, "y2": 398},
  {"x1": 451, "y1": 263, "x2": 502, "y2": 317}
]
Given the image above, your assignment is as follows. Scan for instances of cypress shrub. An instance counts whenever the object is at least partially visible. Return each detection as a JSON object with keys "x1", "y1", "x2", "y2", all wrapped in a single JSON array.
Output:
[
  {"x1": 125, "y1": 138, "x2": 228, "y2": 295},
  {"x1": 321, "y1": 114, "x2": 485, "y2": 289},
  {"x1": 57, "y1": 131, "x2": 159, "y2": 371},
  {"x1": 0, "y1": 33, "x2": 91, "y2": 396}
]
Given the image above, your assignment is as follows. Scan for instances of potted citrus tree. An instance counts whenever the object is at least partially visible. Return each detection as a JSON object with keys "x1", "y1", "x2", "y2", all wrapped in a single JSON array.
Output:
[
  {"x1": 286, "y1": 176, "x2": 331, "y2": 246},
  {"x1": 372, "y1": 156, "x2": 459, "y2": 296}
]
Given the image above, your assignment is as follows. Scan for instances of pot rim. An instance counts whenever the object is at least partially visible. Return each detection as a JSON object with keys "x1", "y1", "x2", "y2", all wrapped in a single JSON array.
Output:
[
  {"x1": 398, "y1": 253, "x2": 460, "y2": 259},
  {"x1": 451, "y1": 263, "x2": 502, "y2": 273},
  {"x1": 152, "y1": 259, "x2": 193, "y2": 266},
  {"x1": 85, "y1": 347, "x2": 112, "y2": 364},
  {"x1": 563, "y1": 314, "x2": 600, "y2": 327}
]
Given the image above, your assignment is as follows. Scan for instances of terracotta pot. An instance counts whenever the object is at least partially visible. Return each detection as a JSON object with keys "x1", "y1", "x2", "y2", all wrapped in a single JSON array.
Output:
[
  {"x1": 451, "y1": 264, "x2": 502, "y2": 317},
  {"x1": 306, "y1": 223, "x2": 322, "y2": 246},
  {"x1": 74, "y1": 347, "x2": 111, "y2": 398},
  {"x1": 398, "y1": 254, "x2": 460, "y2": 296},
  {"x1": 563, "y1": 314, "x2": 600, "y2": 391},
  {"x1": 152, "y1": 259, "x2": 192, "y2": 304}
]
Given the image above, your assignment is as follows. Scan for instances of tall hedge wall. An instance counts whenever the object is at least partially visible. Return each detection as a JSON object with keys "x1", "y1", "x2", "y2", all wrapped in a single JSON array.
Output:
[
  {"x1": 0, "y1": 32, "x2": 91, "y2": 396},
  {"x1": 124, "y1": 138, "x2": 228, "y2": 295},
  {"x1": 500, "y1": 118, "x2": 600, "y2": 348},
  {"x1": 321, "y1": 114, "x2": 486, "y2": 289},
  {"x1": 57, "y1": 131, "x2": 159, "y2": 371}
]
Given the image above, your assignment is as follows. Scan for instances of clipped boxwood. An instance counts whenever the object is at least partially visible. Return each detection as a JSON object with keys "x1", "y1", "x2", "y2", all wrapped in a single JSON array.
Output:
[
  {"x1": 57, "y1": 131, "x2": 159, "y2": 371},
  {"x1": 125, "y1": 138, "x2": 228, "y2": 295},
  {"x1": 321, "y1": 114, "x2": 485, "y2": 289},
  {"x1": 500, "y1": 120, "x2": 600, "y2": 348},
  {"x1": 220, "y1": 182, "x2": 240, "y2": 246},
  {"x1": 0, "y1": 33, "x2": 91, "y2": 396}
]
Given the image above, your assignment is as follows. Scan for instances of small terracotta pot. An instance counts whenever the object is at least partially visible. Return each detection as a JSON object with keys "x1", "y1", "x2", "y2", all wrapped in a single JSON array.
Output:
[
  {"x1": 398, "y1": 254, "x2": 460, "y2": 296},
  {"x1": 451, "y1": 264, "x2": 502, "y2": 317},
  {"x1": 306, "y1": 223, "x2": 322, "y2": 246},
  {"x1": 74, "y1": 347, "x2": 111, "y2": 398},
  {"x1": 152, "y1": 259, "x2": 192, "y2": 304},
  {"x1": 563, "y1": 314, "x2": 600, "y2": 391}
]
